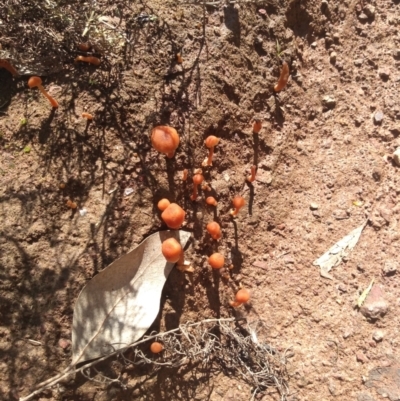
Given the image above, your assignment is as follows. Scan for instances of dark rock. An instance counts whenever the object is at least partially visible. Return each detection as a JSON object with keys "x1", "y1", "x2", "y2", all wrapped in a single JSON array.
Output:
[{"x1": 378, "y1": 69, "x2": 390, "y2": 80}]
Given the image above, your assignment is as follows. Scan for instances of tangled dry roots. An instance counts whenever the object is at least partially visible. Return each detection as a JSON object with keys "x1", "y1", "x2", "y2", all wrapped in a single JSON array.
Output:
[{"x1": 120, "y1": 318, "x2": 290, "y2": 400}]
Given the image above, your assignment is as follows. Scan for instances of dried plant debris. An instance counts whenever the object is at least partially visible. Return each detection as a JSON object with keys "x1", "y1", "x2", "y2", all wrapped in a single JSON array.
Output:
[
  {"x1": 122, "y1": 318, "x2": 290, "y2": 400},
  {"x1": 20, "y1": 318, "x2": 290, "y2": 401},
  {"x1": 313, "y1": 221, "x2": 367, "y2": 279}
]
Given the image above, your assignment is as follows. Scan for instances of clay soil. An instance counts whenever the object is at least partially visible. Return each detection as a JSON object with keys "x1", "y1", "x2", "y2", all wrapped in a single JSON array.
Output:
[{"x1": 1, "y1": 0, "x2": 400, "y2": 400}]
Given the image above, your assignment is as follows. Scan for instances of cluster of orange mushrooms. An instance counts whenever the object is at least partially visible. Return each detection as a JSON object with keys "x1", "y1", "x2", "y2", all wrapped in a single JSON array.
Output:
[
  {"x1": 150, "y1": 124, "x2": 255, "y2": 353},
  {"x1": 152, "y1": 125, "x2": 254, "y2": 308}
]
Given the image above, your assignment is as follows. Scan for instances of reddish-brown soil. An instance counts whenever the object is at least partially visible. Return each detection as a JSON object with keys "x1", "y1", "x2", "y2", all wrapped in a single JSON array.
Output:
[{"x1": 1, "y1": 0, "x2": 400, "y2": 400}]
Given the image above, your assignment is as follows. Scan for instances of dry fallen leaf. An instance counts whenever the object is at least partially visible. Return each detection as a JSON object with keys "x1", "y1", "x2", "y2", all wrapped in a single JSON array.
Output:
[
  {"x1": 313, "y1": 221, "x2": 367, "y2": 279},
  {"x1": 72, "y1": 230, "x2": 191, "y2": 365}
]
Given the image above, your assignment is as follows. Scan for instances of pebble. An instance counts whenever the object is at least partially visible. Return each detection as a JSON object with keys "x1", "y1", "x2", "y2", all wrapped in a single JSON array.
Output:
[
  {"x1": 382, "y1": 261, "x2": 398, "y2": 276},
  {"x1": 360, "y1": 285, "x2": 389, "y2": 320},
  {"x1": 330, "y1": 52, "x2": 337, "y2": 63},
  {"x1": 372, "y1": 330, "x2": 384, "y2": 342},
  {"x1": 354, "y1": 58, "x2": 363, "y2": 67},
  {"x1": 393, "y1": 49, "x2": 400, "y2": 59},
  {"x1": 378, "y1": 68, "x2": 390, "y2": 80},
  {"x1": 356, "y1": 351, "x2": 369, "y2": 363},
  {"x1": 311, "y1": 41, "x2": 317, "y2": 48},
  {"x1": 343, "y1": 330, "x2": 352, "y2": 339},
  {"x1": 393, "y1": 147, "x2": 400, "y2": 166},
  {"x1": 333, "y1": 209, "x2": 349, "y2": 220},
  {"x1": 374, "y1": 110, "x2": 384, "y2": 124},
  {"x1": 310, "y1": 202, "x2": 319, "y2": 210},
  {"x1": 364, "y1": 4, "x2": 375, "y2": 18},
  {"x1": 358, "y1": 12, "x2": 368, "y2": 22},
  {"x1": 59, "y1": 338, "x2": 71, "y2": 350},
  {"x1": 252, "y1": 260, "x2": 268, "y2": 269},
  {"x1": 322, "y1": 95, "x2": 336, "y2": 110}
]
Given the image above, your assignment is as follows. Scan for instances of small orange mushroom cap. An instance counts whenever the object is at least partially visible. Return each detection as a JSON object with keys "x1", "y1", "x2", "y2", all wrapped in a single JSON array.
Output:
[
  {"x1": 162, "y1": 238, "x2": 182, "y2": 263},
  {"x1": 27, "y1": 76, "x2": 43, "y2": 88},
  {"x1": 157, "y1": 198, "x2": 171, "y2": 211},
  {"x1": 235, "y1": 288, "x2": 250, "y2": 303},
  {"x1": 206, "y1": 196, "x2": 218, "y2": 206},
  {"x1": 204, "y1": 135, "x2": 220, "y2": 149},
  {"x1": 161, "y1": 203, "x2": 186, "y2": 229},
  {"x1": 206, "y1": 222, "x2": 221, "y2": 240},
  {"x1": 150, "y1": 342, "x2": 164, "y2": 353},
  {"x1": 230, "y1": 288, "x2": 250, "y2": 307},
  {"x1": 151, "y1": 126, "x2": 180, "y2": 158},
  {"x1": 208, "y1": 253, "x2": 225, "y2": 269},
  {"x1": 230, "y1": 196, "x2": 246, "y2": 216}
]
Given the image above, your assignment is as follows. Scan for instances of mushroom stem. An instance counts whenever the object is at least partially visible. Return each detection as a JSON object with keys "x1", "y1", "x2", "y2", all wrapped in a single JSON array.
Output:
[
  {"x1": 190, "y1": 174, "x2": 204, "y2": 201},
  {"x1": 176, "y1": 251, "x2": 194, "y2": 272},
  {"x1": 37, "y1": 85, "x2": 59, "y2": 108},
  {"x1": 247, "y1": 165, "x2": 257, "y2": 183},
  {"x1": 191, "y1": 184, "x2": 199, "y2": 201},
  {"x1": 203, "y1": 147, "x2": 214, "y2": 166}
]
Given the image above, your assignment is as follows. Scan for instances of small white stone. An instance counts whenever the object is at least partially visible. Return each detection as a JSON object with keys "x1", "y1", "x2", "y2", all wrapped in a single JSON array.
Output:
[
  {"x1": 79, "y1": 208, "x2": 87, "y2": 217},
  {"x1": 124, "y1": 187, "x2": 134, "y2": 196},
  {"x1": 310, "y1": 202, "x2": 319, "y2": 210},
  {"x1": 372, "y1": 330, "x2": 384, "y2": 342}
]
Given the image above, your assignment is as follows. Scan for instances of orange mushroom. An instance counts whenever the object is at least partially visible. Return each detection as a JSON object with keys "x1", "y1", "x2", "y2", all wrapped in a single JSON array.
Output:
[
  {"x1": 252, "y1": 119, "x2": 262, "y2": 134},
  {"x1": 230, "y1": 196, "x2": 245, "y2": 217},
  {"x1": 206, "y1": 196, "x2": 218, "y2": 206},
  {"x1": 0, "y1": 59, "x2": 19, "y2": 77},
  {"x1": 206, "y1": 222, "x2": 221, "y2": 240},
  {"x1": 274, "y1": 61, "x2": 290, "y2": 92},
  {"x1": 230, "y1": 288, "x2": 250, "y2": 307},
  {"x1": 82, "y1": 112, "x2": 93, "y2": 120},
  {"x1": 66, "y1": 200, "x2": 77, "y2": 209},
  {"x1": 247, "y1": 165, "x2": 257, "y2": 183},
  {"x1": 28, "y1": 76, "x2": 59, "y2": 108},
  {"x1": 202, "y1": 136, "x2": 220, "y2": 166},
  {"x1": 190, "y1": 174, "x2": 204, "y2": 201},
  {"x1": 208, "y1": 253, "x2": 225, "y2": 269},
  {"x1": 158, "y1": 198, "x2": 171, "y2": 211},
  {"x1": 151, "y1": 126, "x2": 180, "y2": 158},
  {"x1": 75, "y1": 55, "x2": 101, "y2": 66},
  {"x1": 161, "y1": 203, "x2": 186, "y2": 229},
  {"x1": 77, "y1": 42, "x2": 91, "y2": 51},
  {"x1": 150, "y1": 342, "x2": 164, "y2": 353},
  {"x1": 162, "y1": 238, "x2": 183, "y2": 263}
]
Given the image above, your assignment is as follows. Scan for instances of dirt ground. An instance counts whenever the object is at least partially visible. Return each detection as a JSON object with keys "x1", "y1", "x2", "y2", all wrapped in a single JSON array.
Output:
[{"x1": 1, "y1": 0, "x2": 400, "y2": 400}]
